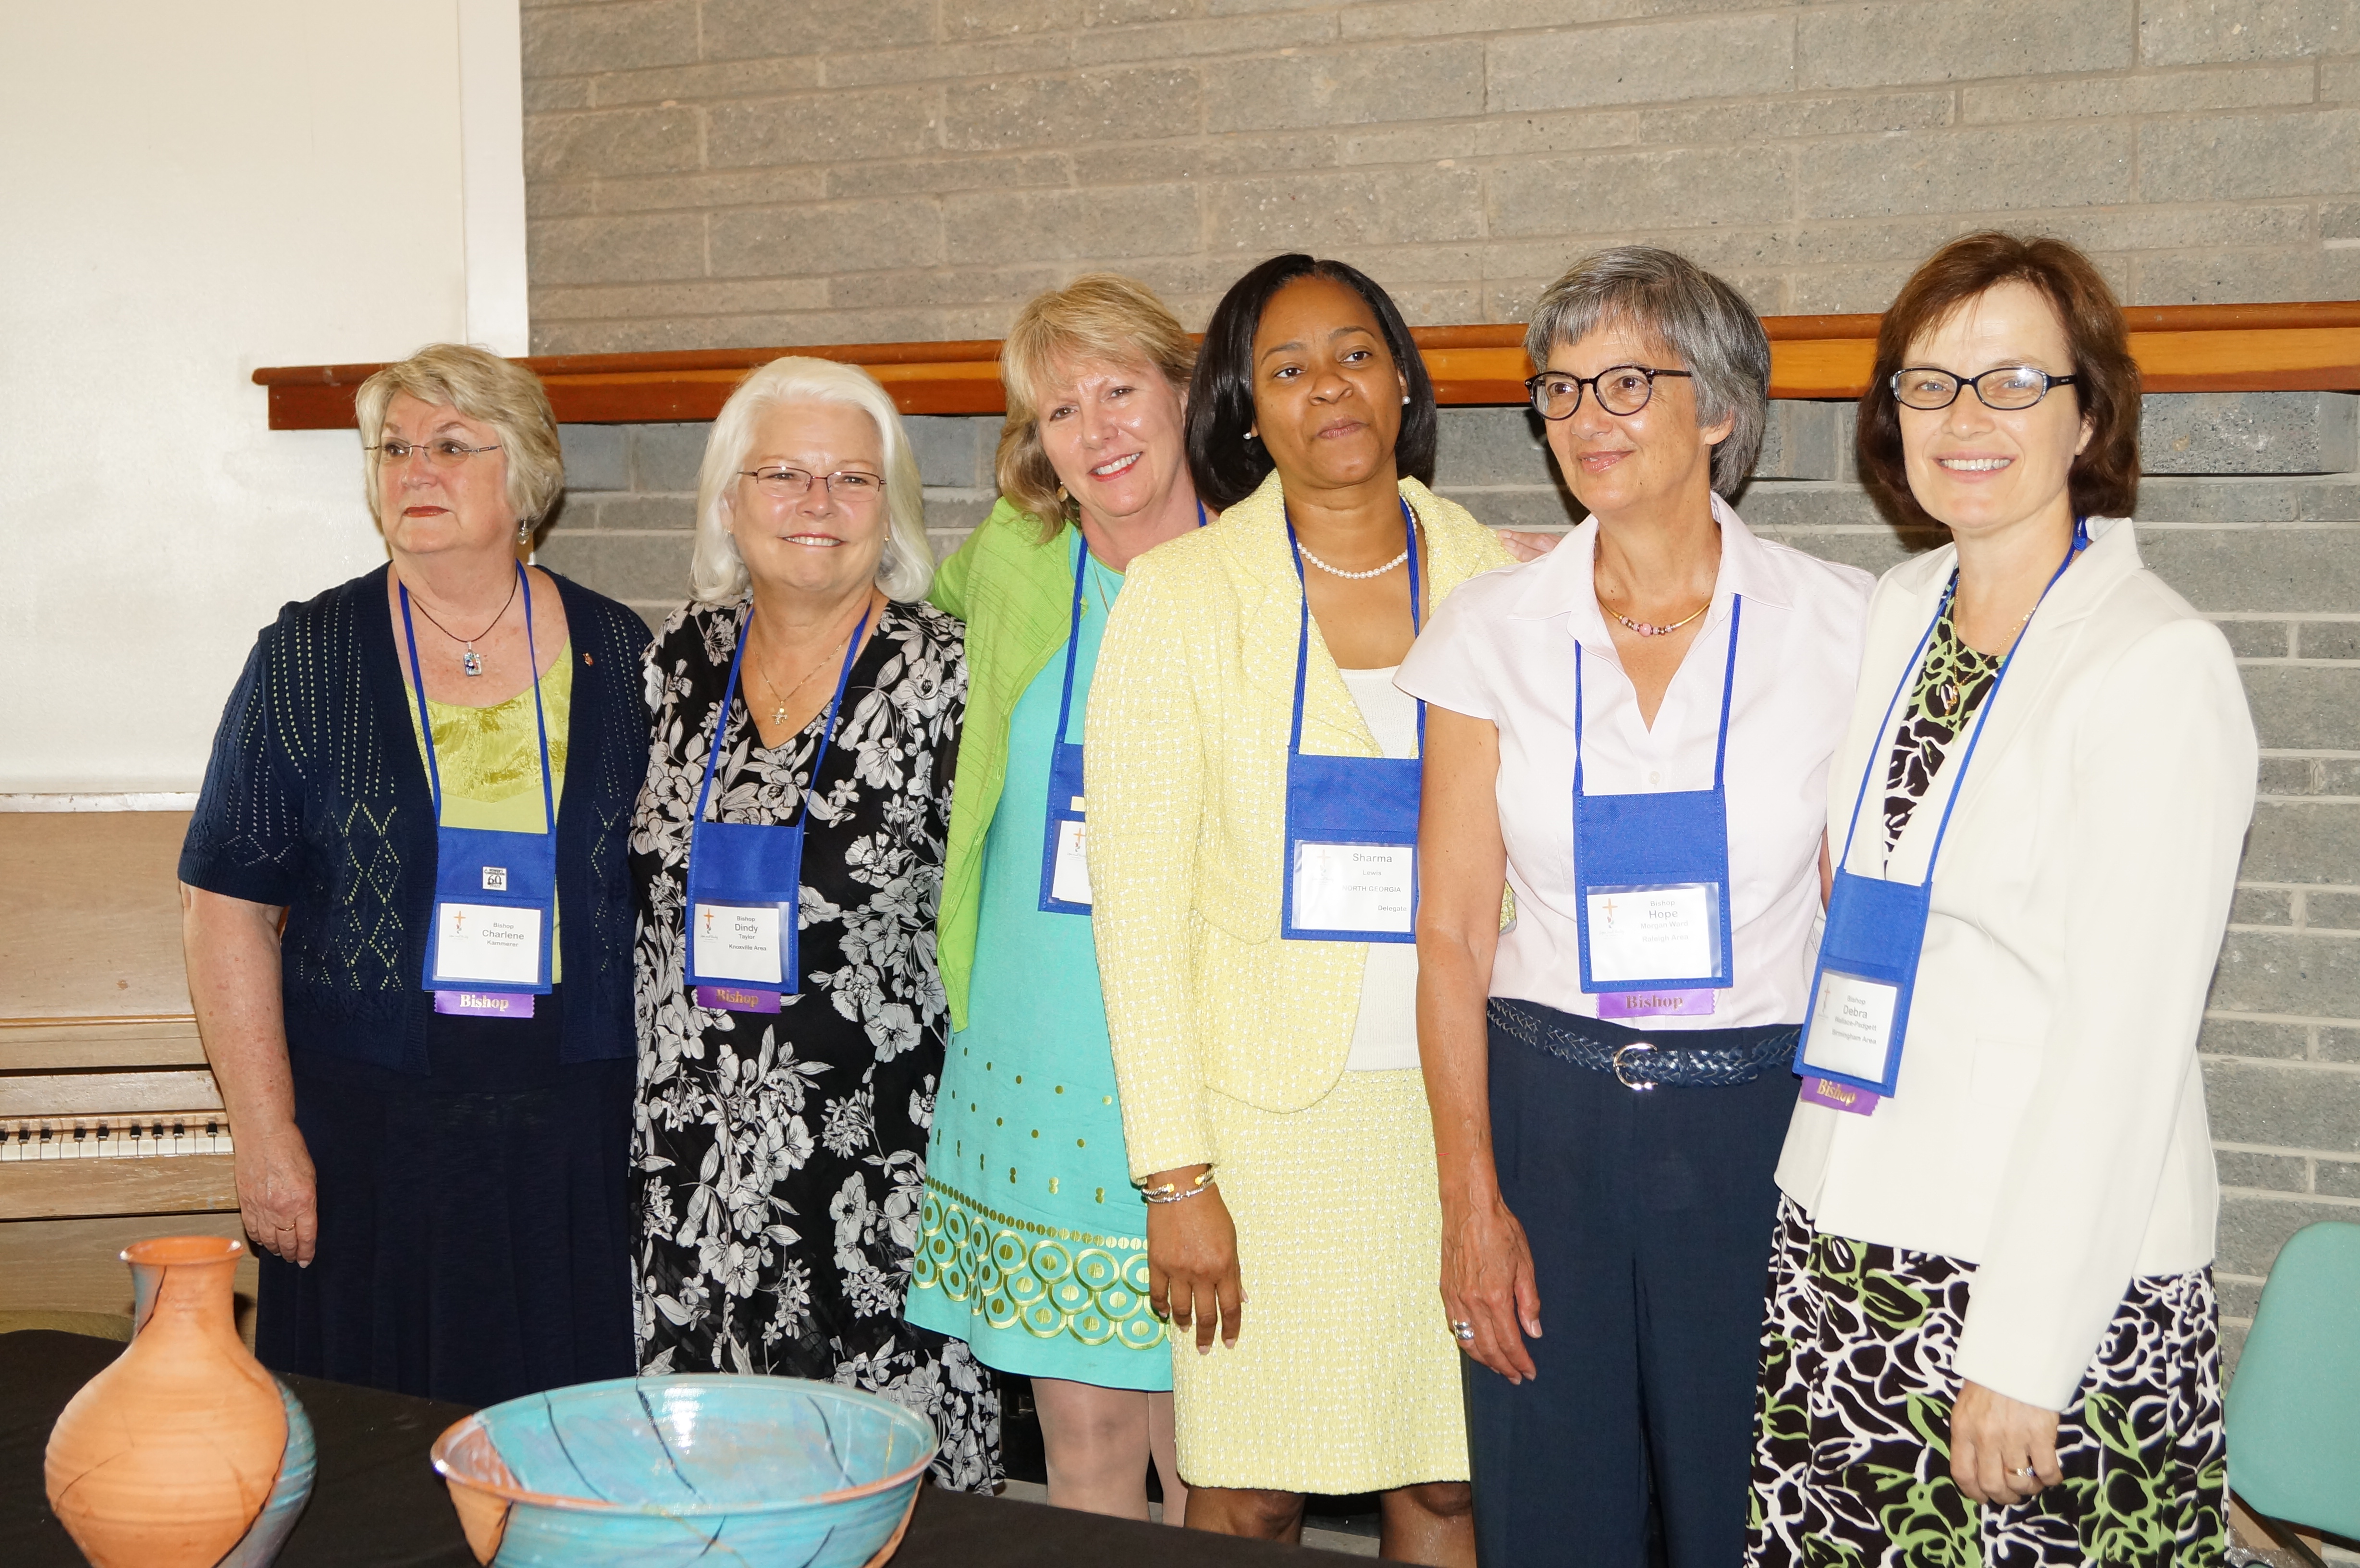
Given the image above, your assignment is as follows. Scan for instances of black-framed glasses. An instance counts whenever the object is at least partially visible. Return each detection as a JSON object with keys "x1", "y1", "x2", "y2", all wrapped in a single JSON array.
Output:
[
  {"x1": 738, "y1": 466, "x2": 886, "y2": 501},
  {"x1": 1525, "y1": 365, "x2": 1693, "y2": 421},
  {"x1": 369, "y1": 438, "x2": 502, "y2": 468},
  {"x1": 1891, "y1": 365, "x2": 2078, "y2": 412}
]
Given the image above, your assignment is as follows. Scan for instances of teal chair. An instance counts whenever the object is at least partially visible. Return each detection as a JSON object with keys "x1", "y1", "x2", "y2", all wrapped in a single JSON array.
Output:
[{"x1": 2225, "y1": 1220, "x2": 2360, "y2": 1566}]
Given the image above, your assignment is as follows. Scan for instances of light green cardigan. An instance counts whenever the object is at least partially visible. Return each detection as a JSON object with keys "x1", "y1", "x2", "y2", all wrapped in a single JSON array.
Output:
[{"x1": 929, "y1": 497, "x2": 1082, "y2": 1031}]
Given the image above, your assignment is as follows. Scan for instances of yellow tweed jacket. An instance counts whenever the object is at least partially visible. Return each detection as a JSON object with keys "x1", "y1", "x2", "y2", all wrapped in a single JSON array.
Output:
[{"x1": 1084, "y1": 471, "x2": 1514, "y2": 1179}]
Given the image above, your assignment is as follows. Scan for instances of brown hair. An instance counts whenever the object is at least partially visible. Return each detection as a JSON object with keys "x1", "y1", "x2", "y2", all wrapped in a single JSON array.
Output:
[
  {"x1": 1859, "y1": 232, "x2": 2139, "y2": 528},
  {"x1": 995, "y1": 274, "x2": 1196, "y2": 543}
]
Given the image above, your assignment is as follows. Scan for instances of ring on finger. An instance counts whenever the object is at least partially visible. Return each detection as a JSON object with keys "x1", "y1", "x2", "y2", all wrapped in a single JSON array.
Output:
[
  {"x1": 2010, "y1": 1466, "x2": 2037, "y2": 1480},
  {"x1": 1449, "y1": 1319, "x2": 1476, "y2": 1343}
]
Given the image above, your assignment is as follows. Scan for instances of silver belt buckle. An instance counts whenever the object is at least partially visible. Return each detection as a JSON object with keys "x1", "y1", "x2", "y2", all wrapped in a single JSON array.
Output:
[{"x1": 1612, "y1": 1041, "x2": 1658, "y2": 1091}]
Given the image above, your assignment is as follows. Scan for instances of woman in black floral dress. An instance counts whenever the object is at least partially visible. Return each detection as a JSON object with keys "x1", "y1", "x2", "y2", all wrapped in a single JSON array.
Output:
[{"x1": 629, "y1": 357, "x2": 998, "y2": 1490}]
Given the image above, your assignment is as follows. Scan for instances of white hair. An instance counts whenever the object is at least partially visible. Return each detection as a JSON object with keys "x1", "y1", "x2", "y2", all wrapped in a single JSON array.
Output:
[{"x1": 689, "y1": 357, "x2": 934, "y2": 604}]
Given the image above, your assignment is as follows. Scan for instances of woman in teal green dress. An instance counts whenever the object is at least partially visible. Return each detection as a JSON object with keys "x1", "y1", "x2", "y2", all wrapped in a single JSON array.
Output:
[{"x1": 907, "y1": 275, "x2": 1206, "y2": 1519}]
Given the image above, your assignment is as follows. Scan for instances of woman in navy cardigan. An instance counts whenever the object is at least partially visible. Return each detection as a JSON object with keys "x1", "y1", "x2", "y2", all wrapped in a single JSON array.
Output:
[{"x1": 179, "y1": 345, "x2": 650, "y2": 1406}]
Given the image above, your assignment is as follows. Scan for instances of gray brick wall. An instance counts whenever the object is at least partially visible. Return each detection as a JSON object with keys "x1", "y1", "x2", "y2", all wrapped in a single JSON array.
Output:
[
  {"x1": 541, "y1": 389, "x2": 2360, "y2": 1372},
  {"x1": 520, "y1": 1, "x2": 2360, "y2": 353}
]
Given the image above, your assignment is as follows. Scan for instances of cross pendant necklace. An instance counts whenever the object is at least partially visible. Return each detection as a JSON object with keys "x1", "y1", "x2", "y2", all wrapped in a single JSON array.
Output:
[{"x1": 756, "y1": 626, "x2": 853, "y2": 729}]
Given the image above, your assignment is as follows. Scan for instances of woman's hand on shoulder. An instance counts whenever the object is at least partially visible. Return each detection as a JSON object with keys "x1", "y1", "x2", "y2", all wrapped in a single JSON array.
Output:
[
  {"x1": 235, "y1": 1124, "x2": 319, "y2": 1267},
  {"x1": 1143, "y1": 1165, "x2": 1245, "y2": 1354},
  {"x1": 1498, "y1": 529, "x2": 1564, "y2": 564}
]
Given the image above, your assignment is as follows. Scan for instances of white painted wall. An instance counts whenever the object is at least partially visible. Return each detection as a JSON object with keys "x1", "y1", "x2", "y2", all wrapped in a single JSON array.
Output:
[{"x1": 0, "y1": 0, "x2": 525, "y2": 795}]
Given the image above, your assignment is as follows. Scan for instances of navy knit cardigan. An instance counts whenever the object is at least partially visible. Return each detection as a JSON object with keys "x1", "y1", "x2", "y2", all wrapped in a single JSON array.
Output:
[{"x1": 179, "y1": 565, "x2": 652, "y2": 1074}]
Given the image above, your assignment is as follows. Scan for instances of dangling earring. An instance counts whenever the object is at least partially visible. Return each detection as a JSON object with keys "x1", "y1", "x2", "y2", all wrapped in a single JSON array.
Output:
[
  {"x1": 1057, "y1": 483, "x2": 1079, "y2": 521},
  {"x1": 516, "y1": 519, "x2": 532, "y2": 545}
]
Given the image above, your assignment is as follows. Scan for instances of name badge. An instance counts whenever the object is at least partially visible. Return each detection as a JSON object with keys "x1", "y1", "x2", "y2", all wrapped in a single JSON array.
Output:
[
  {"x1": 1800, "y1": 1074, "x2": 1881, "y2": 1117},
  {"x1": 1599, "y1": 987, "x2": 1715, "y2": 1019},
  {"x1": 434, "y1": 990, "x2": 535, "y2": 1018},
  {"x1": 1584, "y1": 882, "x2": 1720, "y2": 984},
  {"x1": 1569, "y1": 600, "x2": 1743, "y2": 996},
  {"x1": 432, "y1": 902, "x2": 543, "y2": 986},
  {"x1": 1798, "y1": 968, "x2": 1901, "y2": 1083},
  {"x1": 1050, "y1": 809, "x2": 1093, "y2": 907},
  {"x1": 692, "y1": 902, "x2": 784, "y2": 987},
  {"x1": 1292, "y1": 842, "x2": 1415, "y2": 935}
]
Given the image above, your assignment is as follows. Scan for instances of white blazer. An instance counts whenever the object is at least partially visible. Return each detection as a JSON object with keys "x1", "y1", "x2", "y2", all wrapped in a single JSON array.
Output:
[{"x1": 1775, "y1": 516, "x2": 2257, "y2": 1411}]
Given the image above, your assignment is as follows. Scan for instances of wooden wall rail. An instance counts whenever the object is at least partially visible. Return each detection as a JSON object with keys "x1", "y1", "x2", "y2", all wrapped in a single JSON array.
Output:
[{"x1": 254, "y1": 302, "x2": 2360, "y2": 429}]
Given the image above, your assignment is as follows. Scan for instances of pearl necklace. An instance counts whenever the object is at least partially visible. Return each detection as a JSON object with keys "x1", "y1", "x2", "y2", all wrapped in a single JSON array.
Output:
[{"x1": 1298, "y1": 542, "x2": 1409, "y2": 580}]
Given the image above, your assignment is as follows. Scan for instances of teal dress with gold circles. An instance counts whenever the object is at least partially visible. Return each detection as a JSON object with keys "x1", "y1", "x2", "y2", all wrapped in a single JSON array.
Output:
[{"x1": 906, "y1": 545, "x2": 1169, "y2": 1388}]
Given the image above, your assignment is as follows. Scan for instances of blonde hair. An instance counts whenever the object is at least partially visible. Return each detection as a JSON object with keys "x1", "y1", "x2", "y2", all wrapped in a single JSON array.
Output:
[
  {"x1": 355, "y1": 344, "x2": 564, "y2": 536},
  {"x1": 690, "y1": 357, "x2": 933, "y2": 605},
  {"x1": 995, "y1": 275, "x2": 1196, "y2": 544}
]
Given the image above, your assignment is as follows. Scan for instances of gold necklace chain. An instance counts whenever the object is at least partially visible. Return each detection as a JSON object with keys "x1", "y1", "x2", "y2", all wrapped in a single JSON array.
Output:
[
  {"x1": 751, "y1": 617, "x2": 856, "y2": 729},
  {"x1": 1603, "y1": 598, "x2": 1710, "y2": 639}
]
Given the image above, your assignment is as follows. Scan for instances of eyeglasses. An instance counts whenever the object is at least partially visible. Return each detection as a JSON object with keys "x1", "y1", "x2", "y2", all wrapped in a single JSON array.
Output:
[
  {"x1": 370, "y1": 438, "x2": 502, "y2": 468},
  {"x1": 739, "y1": 466, "x2": 886, "y2": 501},
  {"x1": 1891, "y1": 365, "x2": 2078, "y2": 412},
  {"x1": 1525, "y1": 365, "x2": 1694, "y2": 421}
]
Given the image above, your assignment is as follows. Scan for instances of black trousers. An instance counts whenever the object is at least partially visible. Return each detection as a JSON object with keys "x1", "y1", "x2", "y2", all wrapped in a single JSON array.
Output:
[{"x1": 1464, "y1": 1010, "x2": 1795, "y2": 1568}]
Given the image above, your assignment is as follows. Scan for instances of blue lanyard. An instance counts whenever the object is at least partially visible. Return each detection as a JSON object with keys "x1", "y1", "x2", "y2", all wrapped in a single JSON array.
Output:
[
  {"x1": 398, "y1": 563, "x2": 555, "y2": 836},
  {"x1": 690, "y1": 600, "x2": 871, "y2": 832},
  {"x1": 1052, "y1": 499, "x2": 1207, "y2": 749},
  {"x1": 1573, "y1": 597, "x2": 1742, "y2": 799},
  {"x1": 1834, "y1": 518, "x2": 2091, "y2": 879},
  {"x1": 1285, "y1": 495, "x2": 1424, "y2": 754}
]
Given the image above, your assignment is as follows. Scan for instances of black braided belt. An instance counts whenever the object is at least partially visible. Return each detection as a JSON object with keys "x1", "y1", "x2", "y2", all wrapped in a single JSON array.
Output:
[{"x1": 1487, "y1": 997, "x2": 1799, "y2": 1090}]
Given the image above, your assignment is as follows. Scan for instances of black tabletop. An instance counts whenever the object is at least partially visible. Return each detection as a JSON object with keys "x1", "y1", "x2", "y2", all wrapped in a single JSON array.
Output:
[{"x1": 1, "y1": 1331, "x2": 1358, "y2": 1566}]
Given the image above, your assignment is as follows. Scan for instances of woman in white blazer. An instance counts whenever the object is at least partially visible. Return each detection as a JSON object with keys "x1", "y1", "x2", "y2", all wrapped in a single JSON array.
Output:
[{"x1": 1746, "y1": 233, "x2": 2256, "y2": 1568}]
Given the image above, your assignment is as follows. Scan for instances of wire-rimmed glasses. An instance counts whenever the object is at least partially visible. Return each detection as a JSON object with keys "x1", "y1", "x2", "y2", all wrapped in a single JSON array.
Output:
[
  {"x1": 369, "y1": 438, "x2": 503, "y2": 468},
  {"x1": 1890, "y1": 365, "x2": 2078, "y2": 412},
  {"x1": 738, "y1": 466, "x2": 887, "y2": 501},
  {"x1": 1524, "y1": 365, "x2": 1695, "y2": 421}
]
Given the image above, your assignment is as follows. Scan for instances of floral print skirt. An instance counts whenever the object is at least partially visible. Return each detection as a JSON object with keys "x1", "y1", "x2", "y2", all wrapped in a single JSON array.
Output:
[{"x1": 1746, "y1": 1198, "x2": 2226, "y2": 1568}]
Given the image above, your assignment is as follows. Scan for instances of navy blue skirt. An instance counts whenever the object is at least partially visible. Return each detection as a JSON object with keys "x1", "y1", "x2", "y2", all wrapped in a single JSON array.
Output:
[{"x1": 256, "y1": 988, "x2": 635, "y2": 1408}]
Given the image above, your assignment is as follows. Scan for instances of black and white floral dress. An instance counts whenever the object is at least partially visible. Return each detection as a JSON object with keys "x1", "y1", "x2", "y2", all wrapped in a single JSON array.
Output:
[{"x1": 629, "y1": 596, "x2": 999, "y2": 1491}]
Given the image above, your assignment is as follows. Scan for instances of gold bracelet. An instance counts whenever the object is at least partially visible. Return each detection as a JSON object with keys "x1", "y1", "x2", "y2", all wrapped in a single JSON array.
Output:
[{"x1": 1140, "y1": 1169, "x2": 1216, "y2": 1205}]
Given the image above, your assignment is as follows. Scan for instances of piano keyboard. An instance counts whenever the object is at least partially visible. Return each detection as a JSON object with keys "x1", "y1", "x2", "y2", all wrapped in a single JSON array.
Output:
[{"x1": 0, "y1": 1114, "x2": 232, "y2": 1162}]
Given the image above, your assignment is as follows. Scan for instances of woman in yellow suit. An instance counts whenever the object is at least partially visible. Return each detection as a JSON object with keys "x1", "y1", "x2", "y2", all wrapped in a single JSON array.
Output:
[{"x1": 1084, "y1": 254, "x2": 1511, "y2": 1566}]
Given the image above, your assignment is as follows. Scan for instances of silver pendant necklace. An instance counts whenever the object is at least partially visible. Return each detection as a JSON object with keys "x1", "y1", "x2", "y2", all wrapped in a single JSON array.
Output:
[{"x1": 403, "y1": 570, "x2": 519, "y2": 675}]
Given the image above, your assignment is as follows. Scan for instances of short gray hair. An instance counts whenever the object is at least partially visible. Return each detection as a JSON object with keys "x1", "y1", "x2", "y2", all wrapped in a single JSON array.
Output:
[
  {"x1": 1524, "y1": 247, "x2": 1770, "y2": 498},
  {"x1": 689, "y1": 357, "x2": 934, "y2": 605}
]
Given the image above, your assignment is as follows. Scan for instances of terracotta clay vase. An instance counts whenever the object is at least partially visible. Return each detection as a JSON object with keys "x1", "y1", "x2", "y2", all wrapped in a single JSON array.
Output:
[{"x1": 44, "y1": 1236, "x2": 316, "y2": 1568}]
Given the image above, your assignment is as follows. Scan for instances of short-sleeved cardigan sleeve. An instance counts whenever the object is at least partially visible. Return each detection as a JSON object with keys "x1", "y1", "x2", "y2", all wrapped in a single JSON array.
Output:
[
  {"x1": 180, "y1": 637, "x2": 308, "y2": 907},
  {"x1": 179, "y1": 565, "x2": 652, "y2": 1074}
]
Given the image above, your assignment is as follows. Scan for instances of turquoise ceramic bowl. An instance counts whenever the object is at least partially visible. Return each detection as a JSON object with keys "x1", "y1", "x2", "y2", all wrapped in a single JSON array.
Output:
[{"x1": 430, "y1": 1376, "x2": 937, "y2": 1568}]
